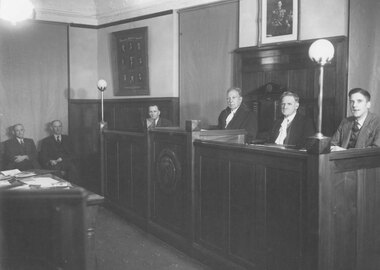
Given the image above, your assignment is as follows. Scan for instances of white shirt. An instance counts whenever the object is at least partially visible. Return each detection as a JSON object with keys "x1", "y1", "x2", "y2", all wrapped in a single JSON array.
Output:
[
  {"x1": 275, "y1": 112, "x2": 297, "y2": 145},
  {"x1": 225, "y1": 107, "x2": 238, "y2": 128}
]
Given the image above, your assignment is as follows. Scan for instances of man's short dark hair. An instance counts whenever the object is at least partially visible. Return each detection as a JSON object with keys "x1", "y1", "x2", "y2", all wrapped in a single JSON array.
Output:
[
  {"x1": 280, "y1": 91, "x2": 300, "y2": 103},
  {"x1": 349, "y1": 88, "x2": 371, "y2": 101},
  {"x1": 227, "y1": 87, "x2": 243, "y2": 97}
]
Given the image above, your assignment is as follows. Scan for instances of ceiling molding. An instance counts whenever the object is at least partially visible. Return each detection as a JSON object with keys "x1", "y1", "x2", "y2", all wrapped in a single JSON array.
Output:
[{"x1": 36, "y1": 8, "x2": 98, "y2": 25}]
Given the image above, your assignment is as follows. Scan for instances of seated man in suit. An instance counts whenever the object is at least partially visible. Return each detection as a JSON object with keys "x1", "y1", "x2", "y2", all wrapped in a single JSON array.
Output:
[
  {"x1": 144, "y1": 105, "x2": 172, "y2": 129},
  {"x1": 267, "y1": 91, "x2": 315, "y2": 149},
  {"x1": 3, "y1": 124, "x2": 40, "y2": 170},
  {"x1": 331, "y1": 88, "x2": 380, "y2": 151},
  {"x1": 218, "y1": 87, "x2": 257, "y2": 142},
  {"x1": 40, "y1": 120, "x2": 79, "y2": 182}
]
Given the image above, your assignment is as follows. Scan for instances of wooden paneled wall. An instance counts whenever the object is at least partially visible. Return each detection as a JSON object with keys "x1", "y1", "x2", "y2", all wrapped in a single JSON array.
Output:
[
  {"x1": 234, "y1": 36, "x2": 348, "y2": 136},
  {"x1": 68, "y1": 97, "x2": 179, "y2": 192}
]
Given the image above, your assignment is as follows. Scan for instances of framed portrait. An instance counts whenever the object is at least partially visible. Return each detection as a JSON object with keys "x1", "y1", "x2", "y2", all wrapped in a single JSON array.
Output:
[
  {"x1": 113, "y1": 27, "x2": 149, "y2": 96},
  {"x1": 258, "y1": 0, "x2": 298, "y2": 46}
]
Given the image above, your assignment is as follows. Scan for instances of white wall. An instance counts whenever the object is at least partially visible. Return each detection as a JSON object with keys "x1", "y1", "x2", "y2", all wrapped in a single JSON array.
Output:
[
  {"x1": 69, "y1": 13, "x2": 177, "y2": 99},
  {"x1": 69, "y1": 0, "x2": 349, "y2": 99},
  {"x1": 239, "y1": 0, "x2": 348, "y2": 47}
]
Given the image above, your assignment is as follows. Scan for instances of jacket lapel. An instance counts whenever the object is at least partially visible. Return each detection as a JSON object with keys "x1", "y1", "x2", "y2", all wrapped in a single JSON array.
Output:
[{"x1": 355, "y1": 113, "x2": 373, "y2": 147}]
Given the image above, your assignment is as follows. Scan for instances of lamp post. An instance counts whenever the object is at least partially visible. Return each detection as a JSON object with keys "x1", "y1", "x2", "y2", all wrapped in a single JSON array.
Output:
[
  {"x1": 97, "y1": 79, "x2": 107, "y2": 129},
  {"x1": 97, "y1": 79, "x2": 107, "y2": 195},
  {"x1": 306, "y1": 39, "x2": 335, "y2": 154}
]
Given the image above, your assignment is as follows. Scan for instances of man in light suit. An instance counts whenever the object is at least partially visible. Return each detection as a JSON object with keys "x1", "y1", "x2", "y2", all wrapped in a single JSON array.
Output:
[
  {"x1": 267, "y1": 91, "x2": 315, "y2": 149},
  {"x1": 331, "y1": 88, "x2": 380, "y2": 151},
  {"x1": 218, "y1": 87, "x2": 257, "y2": 142},
  {"x1": 144, "y1": 105, "x2": 172, "y2": 129},
  {"x1": 3, "y1": 124, "x2": 40, "y2": 170},
  {"x1": 40, "y1": 120, "x2": 79, "y2": 182}
]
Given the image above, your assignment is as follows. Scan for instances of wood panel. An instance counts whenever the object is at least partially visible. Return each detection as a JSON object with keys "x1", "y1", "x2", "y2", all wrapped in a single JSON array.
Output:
[
  {"x1": 149, "y1": 130, "x2": 192, "y2": 238},
  {"x1": 235, "y1": 36, "x2": 348, "y2": 137},
  {"x1": 68, "y1": 97, "x2": 179, "y2": 192},
  {"x1": 103, "y1": 131, "x2": 148, "y2": 225},
  {"x1": 194, "y1": 142, "x2": 308, "y2": 270},
  {"x1": 98, "y1": 125, "x2": 380, "y2": 270}
]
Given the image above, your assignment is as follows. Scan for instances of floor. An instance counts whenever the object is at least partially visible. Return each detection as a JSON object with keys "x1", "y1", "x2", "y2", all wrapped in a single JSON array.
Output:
[{"x1": 94, "y1": 206, "x2": 211, "y2": 270}]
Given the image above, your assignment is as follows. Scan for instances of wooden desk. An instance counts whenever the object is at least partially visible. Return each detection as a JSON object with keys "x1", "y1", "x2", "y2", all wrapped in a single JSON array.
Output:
[{"x1": 0, "y1": 171, "x2": 104, "y2": 270}]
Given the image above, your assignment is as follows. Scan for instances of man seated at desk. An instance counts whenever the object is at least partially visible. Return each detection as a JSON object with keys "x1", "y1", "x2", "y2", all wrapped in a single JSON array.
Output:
[
  {"x1": 40, "y1": 120, "x2": 79, "y2": 183},
  {"x1": 331, "y1": 88, "x2": 380, "y2": 151},
  {"x1": 144, "y1": 105, "x2": 172, "y2": 129},
  {"x1": 267, "y1": 91, "x2": 315, "y2": 149},
  {"x1": 3, "y1": 124, "x2": 40, "y2": 170},
  {"x1": 217, "y1": 87, "x2": 257, "y2": 142}
]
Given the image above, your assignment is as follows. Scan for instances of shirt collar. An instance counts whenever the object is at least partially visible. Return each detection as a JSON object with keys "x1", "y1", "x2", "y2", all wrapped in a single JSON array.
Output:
[
  {"x1": 230, "y1": 106, "x2": 239, "y2": 114},
  {"x1": 356, "y1": 113, "x2": 368, "y2": 128},
  {"x1": 284, "y1": 112, "x2": 297, "y2": 124}
]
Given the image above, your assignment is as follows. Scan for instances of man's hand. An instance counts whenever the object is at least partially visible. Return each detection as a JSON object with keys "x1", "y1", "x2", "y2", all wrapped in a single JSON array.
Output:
[
  {"x1": 14, "y1": 155, "x2": 29, "y2": 163},
  {"x1": 50, "y1": 157, "x2": 63, "y2": 166},
  {"x1": 330, "y1": 145, "x2": 346, "y2": 152}
]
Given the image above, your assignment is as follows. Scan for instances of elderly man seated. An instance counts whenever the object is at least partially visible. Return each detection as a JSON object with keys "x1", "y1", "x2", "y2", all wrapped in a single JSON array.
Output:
[{"x1": 3, "y1": 123, "x2": 40, "y2": 170}]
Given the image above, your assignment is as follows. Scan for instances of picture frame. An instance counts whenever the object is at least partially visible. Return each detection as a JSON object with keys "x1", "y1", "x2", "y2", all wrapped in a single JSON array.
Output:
[
  {"x1": 258, "y1": 0, "x2": 298, "y2": 46},
  {"x1": 113, "y1": 27, "x2": 149, "y2": 96}
]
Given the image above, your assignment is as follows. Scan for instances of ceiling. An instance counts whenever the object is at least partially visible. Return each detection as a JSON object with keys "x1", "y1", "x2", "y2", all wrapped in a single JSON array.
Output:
[{"x1": 32, "y1": 0, "x2": 222, "y2": 25}]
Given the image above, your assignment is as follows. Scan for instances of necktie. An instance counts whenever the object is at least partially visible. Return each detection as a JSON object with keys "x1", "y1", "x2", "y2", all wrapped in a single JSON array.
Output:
[
  {"x1": 225, "y1": 111, "x2": 234, "y2": 128},
  {"x1": 275, "y1": 118, "x2": 289, "y2": 145},
  {"x1": 348, "y1": 120, "x2": 360, "y2": 148},
  {"x1": 56, "y1": 136, "x2": 61, "y2": 143},
  {"x1": 150, "y1": 120, "x2": 156, "y2": 129},
  {"x1": 20, "y1": 139, "x2": 24, "y2": 145}
]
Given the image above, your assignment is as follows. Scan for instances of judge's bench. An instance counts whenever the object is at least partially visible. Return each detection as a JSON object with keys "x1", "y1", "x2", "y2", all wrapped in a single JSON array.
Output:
[{"x1": 101, "y1": 122, "x2": 380, "y2": 270}]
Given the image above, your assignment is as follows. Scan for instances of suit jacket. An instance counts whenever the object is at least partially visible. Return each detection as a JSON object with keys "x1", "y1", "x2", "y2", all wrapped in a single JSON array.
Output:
[
  {"x1": 331, "y1": 112, "x2": 380, "y2": 148},
  {"x1": 143, "y1": 117, "x2": 173, "y2": 129},
  {"x1": 268, "y1": 113, "x2": 315, "y2": 149},
  {"x1": 218, "y1": 104, "x2": 258, "y2": 142},
  {"x1": 40, "y1": 135, "x2": 74, "y2": 168},
  {"x1": 3, "y1": 137, "x2": 40, "y2": 170}
]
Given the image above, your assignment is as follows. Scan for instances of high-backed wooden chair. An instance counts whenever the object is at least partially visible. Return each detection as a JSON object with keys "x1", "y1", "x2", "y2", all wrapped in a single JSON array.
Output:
[{"x1": 244, "y1": 82, "x2": 286, "y2": 140}]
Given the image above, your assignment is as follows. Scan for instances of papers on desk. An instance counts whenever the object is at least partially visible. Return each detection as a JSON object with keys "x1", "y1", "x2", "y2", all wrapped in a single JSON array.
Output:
[
  {"x1": 1, "y1": 169, "x2": 36, "y2": 178},
  {"x1": 19, "y1": 177, "x2": 71, "y2": 189},
  {"x1": 1, "y1": 169, "x2": 21, "y2": 176},
  {"x1": 15, "y1": 171, "x2": 37, "y2": 178}
]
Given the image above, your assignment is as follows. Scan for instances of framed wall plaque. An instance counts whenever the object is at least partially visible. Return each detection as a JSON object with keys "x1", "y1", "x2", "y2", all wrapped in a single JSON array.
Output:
[{"x1": 113, "y1": 27, "x2": 149, "y2": 96}]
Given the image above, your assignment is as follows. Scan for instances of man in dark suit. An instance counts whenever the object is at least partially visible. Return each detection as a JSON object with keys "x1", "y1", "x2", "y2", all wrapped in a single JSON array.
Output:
[
  {"x1": 144, "y1": 105, "x2": 172, "y2": 129},
  {"x1": 218, "y1": 87, "x2": 258, "y2": 142},
  {"x1": 3, "y1": 124, "x2": 40, "y2": 170},
  {"x1": 40, "y1": 120, "x2": 79, "y2": 182},
  {"x1": 267, "y1": 91, "x2": 315, "y2": 149},
  {"x1": 331, "y1": 88, "x2": 380, "y2": 151}
]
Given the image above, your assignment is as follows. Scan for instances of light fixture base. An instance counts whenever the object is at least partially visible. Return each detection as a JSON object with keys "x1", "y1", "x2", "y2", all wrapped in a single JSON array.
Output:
[{"x1": 305, "y1": 135, "x2": 331, "y2": 154}]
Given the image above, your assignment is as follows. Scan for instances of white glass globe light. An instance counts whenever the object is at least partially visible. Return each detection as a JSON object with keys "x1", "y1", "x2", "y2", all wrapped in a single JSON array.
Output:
[
  {"x1": 308, "y1": 39, "x2": 335, "y2": 65},
  {"x1": 0, "y1": 0, "x2": 34, "y2": 24},
  {"x1": 97, "y1": 79, "x2": 107, "y2": 92}
]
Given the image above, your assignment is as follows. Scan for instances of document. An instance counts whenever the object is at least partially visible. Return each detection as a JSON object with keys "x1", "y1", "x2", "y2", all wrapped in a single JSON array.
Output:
[
  {"x1": 19, "y1": 177, "x2": 71, "y2": 188},
  {"x1": 1, "y1": 169, "x2": 21, "y2": 176}
]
